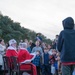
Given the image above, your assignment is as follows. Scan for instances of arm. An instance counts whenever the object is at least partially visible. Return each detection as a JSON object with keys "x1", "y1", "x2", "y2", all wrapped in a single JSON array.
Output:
[
  {"x1": 57, "y1": 31, "x2": 64, "y2": 52},
  {"x1": 30, "y1": 53, "x2": 36, "y2": 61},
  {"x1": 20, "y1": 51, "x2": 31, "y2": 64},
  {"x1": 40, "y1": 48, "x2": 43, "y2": 55},
  {"x1": 31, "y1": 47, "x2": 35, "y2": 53}
]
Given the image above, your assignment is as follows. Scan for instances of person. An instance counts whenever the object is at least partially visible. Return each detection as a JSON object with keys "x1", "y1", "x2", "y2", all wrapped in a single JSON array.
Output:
[
  {"x1": 52, "y1": 35, "x2": 59, "y2": 50},
  {"x1": 32, "y1": 50, "x2": 41, "y2": 75},
  {"x1": 18, "y1": 43, "x2": 37, "y2": 75},
  {"x1": 55, "y1": 35, "x2": 59, "y2": 50},
  {"x1": 0, "y1": 39, "x2": 6, "y2": 70},
  {"x1": 32, "y1": 41, "x2": 43, "y2": 55},
  {"x1": 41, "y1": 42, "x2": 46, "y2": 52},
  {"x1": 36, "y1": 33, "x2": 42, "y2": 42},
  {"x1": 48, "y1": 44, "x2": 53, "y2": 55},
  {"x1": 52, "y1": 49, "x2": 58, "y2": 75},
  {"x1": 57, "y1": 17, "x2": 75, "y2": 75},
  {"x1": 27, "y1": 40, "x2": 32, "y2": 53},
  {"x1": 41, "y1": 47, "x2": 52, "y2": 75},
  {"x1": 56, "y1": 52, "x2": 61, "y2": 75},
  {"x1": 6, "y1": 39, "x2": 18, "y2": 57}
]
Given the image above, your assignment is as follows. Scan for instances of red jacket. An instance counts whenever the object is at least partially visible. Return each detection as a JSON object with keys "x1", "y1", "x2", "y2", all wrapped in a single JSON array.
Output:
[{"x1": 18, "y1": 49, "x2": 37, "y2": 75}]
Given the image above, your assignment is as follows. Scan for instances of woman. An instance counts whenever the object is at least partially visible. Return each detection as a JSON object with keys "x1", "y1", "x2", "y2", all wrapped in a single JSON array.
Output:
[
  {"x1": 0, "y1": 39, "x2": 6, "y2": 70},
  {"x1": 18, "y1": 43, "x2": 37, "y2": 75},
  {"x1": 6, "y1": 39, "x2": 18, "y2": 58}
]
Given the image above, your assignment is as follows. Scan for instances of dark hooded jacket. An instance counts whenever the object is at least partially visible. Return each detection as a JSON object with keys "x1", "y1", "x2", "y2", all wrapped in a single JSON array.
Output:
[{"x1": 57, "y1": 17, "x2": 75, "y2": 63}]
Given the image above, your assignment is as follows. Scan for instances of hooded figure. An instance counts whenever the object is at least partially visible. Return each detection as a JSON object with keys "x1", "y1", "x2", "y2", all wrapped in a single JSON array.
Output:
[
  {"x1": 18, "y1": 43, "x2": 37, "y2": 75},
  {"x1": 57, "y1": 17, "x2": 75, "y2": 75}
]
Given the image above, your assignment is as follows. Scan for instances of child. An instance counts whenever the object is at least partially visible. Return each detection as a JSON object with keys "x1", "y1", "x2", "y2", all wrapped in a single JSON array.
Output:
[
  {"x1": 56, "y1": 52, "x2": 62, "y2": 75},
  {"x1": 41, "y1": 47, "x2": 52, "y2": 75},
  {"x1": 32, "y1": 50, "x2": 41, "y2": 75},
  {"x1": 50, "y1": 49, "x2": 58, "y2": 75}
]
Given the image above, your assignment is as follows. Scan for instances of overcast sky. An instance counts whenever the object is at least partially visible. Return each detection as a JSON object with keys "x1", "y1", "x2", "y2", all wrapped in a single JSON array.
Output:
[{"x1": 0, "y1": 0, "x2": 75, "y2": 39}]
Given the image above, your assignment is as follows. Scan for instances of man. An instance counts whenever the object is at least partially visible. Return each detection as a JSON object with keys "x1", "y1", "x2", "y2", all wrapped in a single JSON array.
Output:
[{"x1": 57, "y1": 17, "x2": 75, "y2": 75}]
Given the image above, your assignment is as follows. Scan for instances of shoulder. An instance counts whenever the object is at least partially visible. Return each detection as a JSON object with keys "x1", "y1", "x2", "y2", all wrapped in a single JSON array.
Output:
[
  {"x1": 59, "y1": 30, "x2": 64, "y2": 35},
  {"x1": 32, "y1": 47, "x2": 36, "y2": 49},
  {"x1": 39, "y1": 47, "x2": 42, "y2": 49}
]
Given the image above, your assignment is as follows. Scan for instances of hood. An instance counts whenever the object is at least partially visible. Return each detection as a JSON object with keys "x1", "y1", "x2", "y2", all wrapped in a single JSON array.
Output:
[{"x1": 62, "y1": 17, "x2": 74, "y2": 29}]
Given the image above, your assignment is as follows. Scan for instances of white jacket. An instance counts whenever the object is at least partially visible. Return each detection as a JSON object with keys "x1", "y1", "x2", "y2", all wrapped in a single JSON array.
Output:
[{"x1": 0, "y1": 44, "x2": 6, "y2": 65}]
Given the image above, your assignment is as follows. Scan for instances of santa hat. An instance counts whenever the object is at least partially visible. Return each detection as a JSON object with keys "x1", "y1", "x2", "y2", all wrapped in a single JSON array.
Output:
[{"x1": 9, "y1": 39, "x2": 17, "y2": 46}]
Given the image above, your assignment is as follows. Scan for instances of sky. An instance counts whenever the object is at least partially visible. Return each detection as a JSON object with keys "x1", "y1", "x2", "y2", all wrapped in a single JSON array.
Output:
[{"x1": 0, "y1": 0, "x2": 75, "y2": 40}]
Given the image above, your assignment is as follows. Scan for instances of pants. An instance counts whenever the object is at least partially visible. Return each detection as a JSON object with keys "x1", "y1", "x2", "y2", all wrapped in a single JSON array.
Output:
[
  {"x1": 56, "y1": 69, "x2": 58, "y2": 75},
  {"x1": 36, "y1": 66, "x2": 40, "y2": 75},
  {"x1": 42, "y1": 64, "x2": 52, "y2": 75},
  {"x1": 0, "y1": 65, "x2": 2, "y2": 70},
  {"x1": 62, "y1": 65, "x2": 75, "y2": 75}
]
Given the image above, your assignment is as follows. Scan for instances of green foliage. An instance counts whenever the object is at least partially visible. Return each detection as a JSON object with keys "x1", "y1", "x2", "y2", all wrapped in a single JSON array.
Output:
[
  {"x1": 0, "y1": 29, "x2": 2, "y2": 36},
  {"x1": 0, "y1": 14, "x2": 52, "y2": 44}
]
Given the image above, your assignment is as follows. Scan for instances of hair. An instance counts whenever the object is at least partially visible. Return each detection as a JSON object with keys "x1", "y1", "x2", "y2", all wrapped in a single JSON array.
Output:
[
  {"x1": 36, "y1": 33, "x2": 41, "y2": 36},
  {"x1": 0, "y1": 39, "x2": 2, "y2": 43},
  {"x1": 19, "y1": 43, "x2": 27, "y2": 48},
  {"x1": 44, "y1": 47, "x2": 48, "y2": 50},
  {"x1": 56, "y1": 35, "x2": 59, "y2": 37},
  {"x1": 35, "y1": 41, "x2": 40, "y2": 44},
  {"x1": 36, "y1": 50, "x2": 40, "y2": 54},
  {"x1": 52, "y1": 49, "x2": 57, "y2": 52}
]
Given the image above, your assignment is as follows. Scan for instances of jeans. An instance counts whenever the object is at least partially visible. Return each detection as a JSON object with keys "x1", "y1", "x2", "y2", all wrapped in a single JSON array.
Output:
[
  {"x1": 36, "y1": 66, "x2": 40, "y2": 75},
  {"x1": 0, "y1": 65, "x2": 2, "y2": 70},
  {"x1": 42, "y1": 64, "x2": 52, "y2": 75},
  {"x1": 62, "y1": 65, "x2": 75, "y2": 75}
]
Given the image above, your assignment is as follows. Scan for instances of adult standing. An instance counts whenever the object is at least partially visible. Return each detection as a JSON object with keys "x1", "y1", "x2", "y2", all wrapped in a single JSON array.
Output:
[
  {"x1": 0, "y1": 39, "x2": 6, "y2": 70},
  {"x1": 57, "y1": 17, "x2": 75, "y2": 75}
]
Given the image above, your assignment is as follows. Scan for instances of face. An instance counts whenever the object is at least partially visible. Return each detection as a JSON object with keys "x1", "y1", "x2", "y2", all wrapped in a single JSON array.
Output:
[
  {"x1": 52, "y1": 50, "x2": 57, "y2": 55},
  {"x1": 42, "y1": 43, "x2": 45, "y2": 46},
  {"x1": 36, "y1": 51, "x2": 40, "y2": 55},
  {"x1": 48, "y1": 45, "x2": 51, "y2": 49},
  {"x1": 1, "y1": 40, "x2": 5, "y2": 45},
  {"x1": 36, "y1": 41, "x2": 39, "y2": 46},
  {"x1": 44, "y1": 48, "x2": 48, "y2": 53},
  {"x1": 56, "y1": 35, "x2": 59, "y2": 38},
  {"x1": 12, "y1": 43, "x2": 17, "y2": 48}
]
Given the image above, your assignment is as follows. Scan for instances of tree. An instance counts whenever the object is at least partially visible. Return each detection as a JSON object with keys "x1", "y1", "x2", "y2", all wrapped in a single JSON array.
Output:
[{"x1": 0, "y1": 13, "x2": 52, "y2": 44}]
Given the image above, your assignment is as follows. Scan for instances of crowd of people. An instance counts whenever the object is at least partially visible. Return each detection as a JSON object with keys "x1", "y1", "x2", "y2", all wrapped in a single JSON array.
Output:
[
  {"x1": 0, "y1": 17, "x2": 75, "y2": 75},
  {"x1": 0, "y1": 33, "x2": 62, "y2": 75}
]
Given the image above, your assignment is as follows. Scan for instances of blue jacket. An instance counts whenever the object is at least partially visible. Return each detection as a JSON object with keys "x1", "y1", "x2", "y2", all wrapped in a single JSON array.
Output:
[
  {"x1": 44, "y1": 53, "x2": 50, "y2": 65},
  {"x1": 57, "y1": 17, "x2": 75, "y2": 62},
  {"x1": 27, "y1": 47, "x2": 31, "y2": 53},
  {"x1": 32, "y1": 55, "x2": 41, "y2": 66}
]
